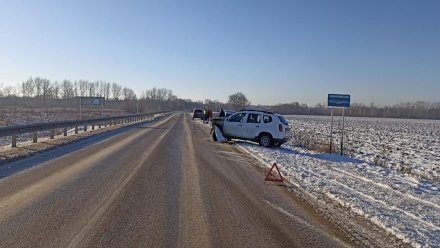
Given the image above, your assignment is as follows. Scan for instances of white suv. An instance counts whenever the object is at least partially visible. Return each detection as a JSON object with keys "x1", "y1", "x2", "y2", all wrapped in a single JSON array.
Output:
[{"x1": 212, "y1": 110, "x2": 290, "y2": 147}]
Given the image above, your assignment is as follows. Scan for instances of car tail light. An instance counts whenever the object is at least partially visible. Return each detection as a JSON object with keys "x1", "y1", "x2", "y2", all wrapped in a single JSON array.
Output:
[{"x1": 279, "y1": 124, "x2": 283, "y2": 132}]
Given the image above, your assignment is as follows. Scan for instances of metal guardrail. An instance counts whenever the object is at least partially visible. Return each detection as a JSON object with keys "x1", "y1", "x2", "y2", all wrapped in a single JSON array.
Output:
[{"x1": 0, "y1": 111, "x2": 167, "y2": 148}]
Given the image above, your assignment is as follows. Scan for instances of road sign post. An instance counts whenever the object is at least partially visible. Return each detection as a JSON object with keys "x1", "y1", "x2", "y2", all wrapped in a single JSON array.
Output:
[
  {"x1": 341, "y1": 108, "x2": 345, "y2": 156},
  {"x1": 330, "y1": 108, "x2": 334, "y2": 154},
  {"x1": 327, "y1": 94, "x2": 350, "y2": 155}
]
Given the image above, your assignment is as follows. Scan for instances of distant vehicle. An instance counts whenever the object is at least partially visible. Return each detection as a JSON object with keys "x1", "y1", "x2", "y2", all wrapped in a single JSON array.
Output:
[
  {"x1": 211, "y1": 109, "x2": 290, "y2": 147},
  {"x1": 192, "y1": 108, "x2": 204, "y2": 120}
]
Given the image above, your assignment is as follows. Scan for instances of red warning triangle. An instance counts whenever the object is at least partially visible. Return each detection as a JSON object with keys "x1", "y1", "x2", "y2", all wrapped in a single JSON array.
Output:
[{"x1": 265, "y1": 163, "x2": 284, "y2": 183}]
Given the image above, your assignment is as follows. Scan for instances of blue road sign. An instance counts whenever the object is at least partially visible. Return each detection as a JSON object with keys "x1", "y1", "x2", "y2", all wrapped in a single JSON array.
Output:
[{"x1": 328, "y1": 94, "x2": 350, "y2": 108}]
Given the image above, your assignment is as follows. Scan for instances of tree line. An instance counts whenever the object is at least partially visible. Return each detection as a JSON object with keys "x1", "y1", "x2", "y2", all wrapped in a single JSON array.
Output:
[
  {"x1": 266, "y1": 101, "x2": 440, "y2": 120},
  {"x1": 0, "y1": 78, "x2": 201, "y2": 113},
  {"x1": 1, "y1": 79, "x2": 440, "y2": 119},
  {"x1": 16, "y1": 77, "x2": 134, "y2": 101},
  {"x1": 0, "y1": 79, "x2": 249, "y2": 114}
]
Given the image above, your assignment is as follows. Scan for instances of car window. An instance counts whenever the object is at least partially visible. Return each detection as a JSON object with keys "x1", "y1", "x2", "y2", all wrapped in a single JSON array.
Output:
[
  {"x1": 247, "y1": 113, "x2": 261, "y2": 123},
  {"x1": 225, "y1": 111, "x2": 235, "y2": 117},
  {"x1": 263, "y1": 115, "x2": 272, "y2": 123},
  {"x1": 228, "y1": 113, "x2": 246, "y2": 122},
  {"x1": 277, "y1": 115, "x2": 289, "y2": 125}
]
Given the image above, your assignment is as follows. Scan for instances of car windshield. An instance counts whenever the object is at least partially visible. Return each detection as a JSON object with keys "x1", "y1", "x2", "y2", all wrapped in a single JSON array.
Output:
[{"x1": 277, "y1": 115, "x2": 289, "y2": 125}]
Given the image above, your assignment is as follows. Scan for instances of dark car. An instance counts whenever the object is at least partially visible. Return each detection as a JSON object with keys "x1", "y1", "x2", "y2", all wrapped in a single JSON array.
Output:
[{"x1": 192, "y1": 108, "x2": 204, "y2": 119}]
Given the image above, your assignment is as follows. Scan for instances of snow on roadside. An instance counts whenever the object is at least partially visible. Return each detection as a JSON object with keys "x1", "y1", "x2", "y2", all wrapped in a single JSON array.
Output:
[{"x1": 237, "y1": 142, "x2": 440, "y2": 247}]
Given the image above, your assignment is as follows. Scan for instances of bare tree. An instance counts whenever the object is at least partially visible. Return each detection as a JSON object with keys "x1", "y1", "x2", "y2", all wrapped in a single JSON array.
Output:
[
  {"x1": 144, "y1": 87, "x2": 175, "y2": 102},
  {"x1": 79, "y1": 80, "x2": 88, "y2": 97},
  {"x1": 167, "y1": 90, "x2": 174, "y2": 101},
  {"x1": 34, "y1": 77, "x2": 43, "y2": 98},
  {"x1": 73, "y1": 80, "x2": 79, "y2": 97},
  {"x1": 88, "y1": 81, "x2": 95, "y2": 97},
  {"x1": 94, "y1": 81, "x2": 100, "y2": 97},
  {"x1": 2, "y1": 86, "x2": 18, "y2": 97},
  {"x1": 157, "y1": 88, "x2": 168, "y2": 101},
  {"x1": 228, "y1": 92, "x2": 250, "y2": 111},
  {"x1": 145, "y1": 87, "x2": 154, "y2": 100},
  {"x1": 123, "y1": 87, "x2": 136, "y2": 101},
  {"x1": 104, "y1": 82, "x2": 111, "y2": 100},
  {"x1": 21, "y1": 78, "x2": 35, "y2": 98},
  {"x1": 112, "y1": 83, "x2": 122, "y2": 100},
  {"x1": 52, "y1": 81, "x2": 60, "y2": 99},
  {"x1": 42, "y1": 78, "x2": 51, "y2": 99},
  {"x1": 204, "y1": 99, "x2": 225, "y2": 111},
  {"x1": 61, "y1": 80, "x2": 74, "y2": 99},
  {"x1": 97, "y1": 81, "x2": 105, "y2": 98}
]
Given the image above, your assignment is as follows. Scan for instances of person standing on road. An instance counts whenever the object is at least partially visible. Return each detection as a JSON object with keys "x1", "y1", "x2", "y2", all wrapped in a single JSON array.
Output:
[
  {"x1": 203, "y1": 108, "x2": 209, "y2": 123},
  {"x1": 219, "y1": 108, "x2": 225, "y2": 118},
  {"x1": 208, "y1": 109, "x2": 213, "y2": 122}
]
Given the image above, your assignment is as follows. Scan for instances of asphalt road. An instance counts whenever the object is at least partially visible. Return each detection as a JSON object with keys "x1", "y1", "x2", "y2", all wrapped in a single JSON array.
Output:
[{"x1": 0, "y1": 113, "x2": 356, "y2": 247}]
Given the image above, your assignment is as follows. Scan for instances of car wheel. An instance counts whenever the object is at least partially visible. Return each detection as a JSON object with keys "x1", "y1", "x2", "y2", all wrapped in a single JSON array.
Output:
[{"x1": 259, "y1": 134, "x2": 272, "y2": 147}]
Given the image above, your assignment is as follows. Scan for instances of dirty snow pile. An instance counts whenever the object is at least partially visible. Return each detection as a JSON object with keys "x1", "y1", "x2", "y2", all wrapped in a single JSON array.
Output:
[
  {"x1": 287, "y1": 115, "x2": 440, "y2": 181},
  {"x1": 238, "y1": 142, "x2": 440, "y2": 247}
]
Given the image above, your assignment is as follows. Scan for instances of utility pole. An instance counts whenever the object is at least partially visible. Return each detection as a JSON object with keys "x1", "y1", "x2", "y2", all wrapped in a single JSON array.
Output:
[
  {"x1": 329, "y1": 108, "x2": 334, "y2": 154},
  {"x1": 79, "y1": 97, "x2": 82, "y2": 120},
  {"x1": 340, "y1": 108, "x2": 345, "y2": 156}
]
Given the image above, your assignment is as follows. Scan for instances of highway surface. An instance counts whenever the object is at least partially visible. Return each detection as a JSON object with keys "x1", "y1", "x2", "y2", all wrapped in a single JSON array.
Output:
[{"x1": 0, "y1": 113, "x2": 356, "y2": 247}]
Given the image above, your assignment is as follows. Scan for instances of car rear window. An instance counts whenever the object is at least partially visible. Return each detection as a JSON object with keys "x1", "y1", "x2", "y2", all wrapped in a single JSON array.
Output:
[
  {"x1": 263, "y1": 115, "x2": 272, "y2": 123},
  {"x1": 194, "y1": 109, "x2": 203, "y2": 114},
  {"x1": 277, "y1": 115, "x2": 289, "y2": 125}
]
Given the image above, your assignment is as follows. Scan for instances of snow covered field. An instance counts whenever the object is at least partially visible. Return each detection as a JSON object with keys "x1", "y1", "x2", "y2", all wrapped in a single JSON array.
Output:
[
  {"x1": 287, "y1": 115, "x2": 440, "y2": 181},
  {"x1": 237, "y1": 115, "x2": 440, "y2": 247}
]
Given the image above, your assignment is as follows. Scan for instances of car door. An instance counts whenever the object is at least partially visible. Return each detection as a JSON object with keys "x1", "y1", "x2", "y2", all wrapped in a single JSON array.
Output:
[
  {"x1": 242, "y1": 113, "x2": 262, "y2": 139},
  {"x1": 223, "y1": 112, "x2": 246, "y2": 138},
  {"x1": 261, "y1": 114, "x2": 274, "y2": 133}
]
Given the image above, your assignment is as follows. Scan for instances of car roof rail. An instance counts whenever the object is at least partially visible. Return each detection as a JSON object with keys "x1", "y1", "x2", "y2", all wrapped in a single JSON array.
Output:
[{"x1": 240, "y1": 108, "x2": 274, "y2": 114}]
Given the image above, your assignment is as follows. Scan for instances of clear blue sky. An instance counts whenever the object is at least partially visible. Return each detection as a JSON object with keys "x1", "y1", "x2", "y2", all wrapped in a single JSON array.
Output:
[{"x1": 1, "y1": 0, "x2": 439, "y2": 106}]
